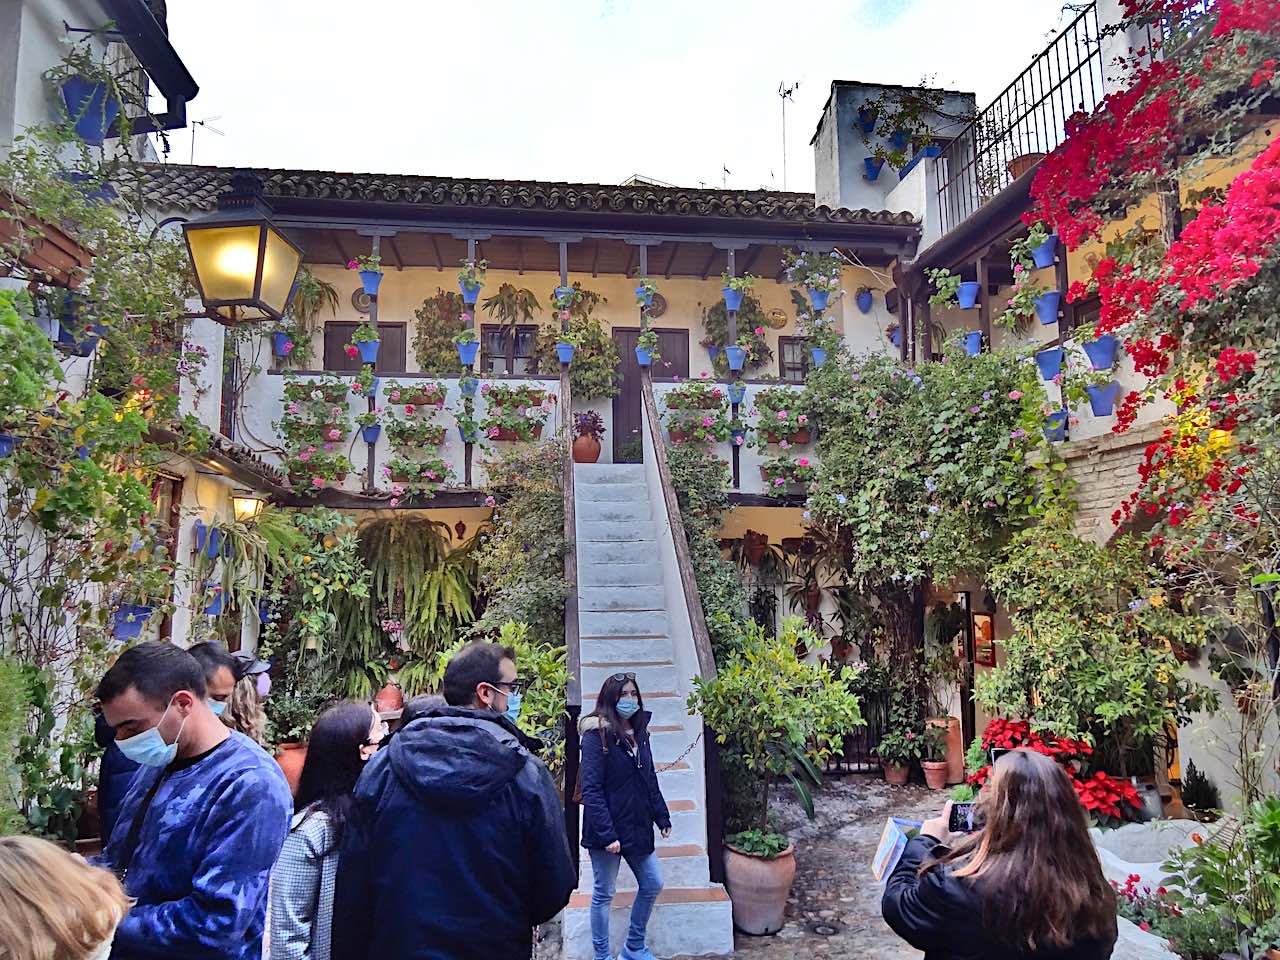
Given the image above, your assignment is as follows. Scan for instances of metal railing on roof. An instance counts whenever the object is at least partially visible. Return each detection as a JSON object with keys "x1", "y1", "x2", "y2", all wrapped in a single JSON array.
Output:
[{"x1": 935, "y1": 2, "x2": 1106, "y2": 236}]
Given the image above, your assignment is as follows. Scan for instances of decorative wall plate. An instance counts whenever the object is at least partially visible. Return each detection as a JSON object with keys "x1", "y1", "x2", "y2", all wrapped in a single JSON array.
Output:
[
  {"x1": 351, "y1": 288, "x2": 372, "y2": 314},
  {"x1": 646, "y1": 292, "x2": 668, "y2": 318},
  {"x1": 766, "y1": 308, "x2": 788, "y2": 329}
]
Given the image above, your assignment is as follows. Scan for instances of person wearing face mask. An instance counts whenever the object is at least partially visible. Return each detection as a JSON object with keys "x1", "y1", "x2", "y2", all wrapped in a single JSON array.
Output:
[
  {"x1": 270, "y1": 701, "x2": 384, "y2": 960},
  {"x1": 331, "y1": 640, "x2": 575, "y2": 960},
  {"x1": 188, "y1": 640, "x2": 239, "y2": 718},
  {"x1": 91, "y1": 641, "x2": 292, "y2": 960},
  {"x1": 577, "y1": 673, "x2": 671, "y2": 960}
]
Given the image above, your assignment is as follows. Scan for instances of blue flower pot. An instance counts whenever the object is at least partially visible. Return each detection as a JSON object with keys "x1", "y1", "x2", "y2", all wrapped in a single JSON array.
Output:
[
  {"x1": 554, "y1": 285, "x2": 575, "y2": 304},
  {"x1": 61, "y1": 172, "x2": 117, "y2": 204},
  {"x1": 205, "y1": 590, "x2": 225, "y2": 617},
  {"x1": 964, "y1": 331, "x2": 982, "y2": 356},
  {"x1": 635, "y1": 346, "x2": 653, "y2": 367},
  {"x1": 1087, "y1": 381, "x2": 1121, "y2": 417},
  {"x1": 890, "y1": 329, "x2": 902, "y2": 349},
  {"x1": 460, "y1": 376, "x2": 479, "y2": 397},
  {"x1": 556, "y1": 342, "x2": 575, "y2": 364},
  {"x1": 1082, "y1": 334, "x2": 1119, "y2": 371},
  {"x1": 359, "y1": 270, "x2": 383, "y2": 296},
  {"x1": 723, "y1": 287, "x2": 744, "y2": 312},
  {"x1": 889, "y1": 129, "x2": 910, "y2": 152},
  {"x1": 195, "y1": 520, "x2": 223, "y2": 559},
  {"x1": 810, "y1": 346, "x2": 828, "y2": 367},
  {"x1": 864, "y1": 156, "x2": 885, "y2": 181},
  {"x1": 857, "y1": 105, "x2": 878, "y2": 134},
  {"x1": 76, "y1": 445, "x2": 90, "y2": 460},
  {"x1": 957, "y1": 281, "x2": 982, "y2": 310},
  {"x1": 1031, "y1": 233, "x2": 1058, "y2": 269},
  {"x1": 728, "y1": 382, "x2": 747, "y2": 405},
  {"x1": 725, "y1": 345, "x2": 747, "y2": 372},
  {"x1": 272, "y1": 331, "x2": 293, "y2": 357},
  {"x1": 1035, "y1": 291, "x2": 1062, "y2": 325},
  {"x1": 258, "y1": 600, "x2": 272, "y2": 624},
  {"x1": 808, "y1": 288, "x2": 832, "y2": 312},
  {"x1": 456, "y1": 341, "x2": 479, "y2": 366},
  {"x1": 1044, "y1": 410, "x2": 1068, "y2": 442},
  {"x1": 361, "y1": 424, "x2": 382, "y2": 445},
  {"x1": 730, "y1": 428, "x2": 747, "y2": 444},
  {"x1": 459, "y1": 280, "x2": 481, "y2": 305},
  {"x1": 60, "y1": 76, "x2": 121, "y2": 146},
  {"x1": 635, "y1": 286, "x2": 655, "y2": 306},
  {"x1": 113, "y1": 604, "x2": 153, "y2": 640},
  {"x1": 357, "y1": 339, "x2": 380, "y2": 364},
  {"x1": 459, "y1": 427, "x2": 479, "y2": 443},
  {"x1": 1035, "y1": 347, "x2": 1064, "y2": 381},
  {"x1": 707, "y1": 344, "x2": 720, "y2": 360},
  {"x1": 856, "y1": 289, "x2": 874, "y2": 314},
  {"x1": 0, "y1": 435, "x2": 14, "y2": 457}
]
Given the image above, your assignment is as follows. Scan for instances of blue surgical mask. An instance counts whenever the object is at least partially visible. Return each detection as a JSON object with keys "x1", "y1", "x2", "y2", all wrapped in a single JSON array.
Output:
[
  {"x1": 616, "y1": 698, "x2": 640, "y2": 719},
  {"x1": 503, "y1": 691, "x2": 522, "y2": 725},
  {"x1": 208, "y1": 699, "x2": 227, "y2": 717},
  {"x1": 115, "y1": 701, "x2": 187, "y2": 768}
]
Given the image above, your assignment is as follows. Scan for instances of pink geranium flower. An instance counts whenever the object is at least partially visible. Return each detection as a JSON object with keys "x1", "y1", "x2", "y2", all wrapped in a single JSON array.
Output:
[
  {"x1": 797, "y1": 414, "x2": 808, "y2": 424},
  {"x1": 327, "y1": 428, "x2": 341, "y2": 441},
  {"x1": 484, "y1": 495, "x2": 496, "y2": 507},
  {"x1": 298, "y1": 451, "x2": 311, "y2": 462},
  {"x1": 774, "y1": 477, "x2": 785, "y2": 487},
  {"x1": 287, "y1": 403, "x2": 299, "y2": 414},
  {"x1": 1008, "y1": 390, "x2": 1023, "y2": 400},
  {"x1": 405, "y1": 403, "x2": 416, "y2": 415},
  {"x1": 312, "y1": 476, "x2": 324, "y2": 487},
  {"x1": 776, "y1": 410, "x2": 787, "y2": 421},
  {"x1": 701, "y1": 416, "x2": 714, "y2": 428},
  {"x1": 797, "y1": 457, "x2": 810, "y2": 467},
  {"x1": 345, "y1": 345, "x2": 358, "y2": 358},
  {"x1": 754, "y1": 326, "x2": 764, "y2": 335},
  {"x1": 390, "y1": 389, "x2": 401, "y2": 402},
  {"x1": 389, "y1": 497, "x2": 399, "y2": 507}
]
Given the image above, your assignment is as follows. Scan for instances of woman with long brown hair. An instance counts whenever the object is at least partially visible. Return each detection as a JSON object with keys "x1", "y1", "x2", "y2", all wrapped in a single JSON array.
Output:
[{"x1": 882, "y1": 748, "x2": 1118, "y2": 959}]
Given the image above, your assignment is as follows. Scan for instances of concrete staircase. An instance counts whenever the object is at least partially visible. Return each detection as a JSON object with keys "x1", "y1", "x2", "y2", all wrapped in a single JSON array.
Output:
[{"x1": 563, "y1": 463, "x2": 734, "y2": 959}]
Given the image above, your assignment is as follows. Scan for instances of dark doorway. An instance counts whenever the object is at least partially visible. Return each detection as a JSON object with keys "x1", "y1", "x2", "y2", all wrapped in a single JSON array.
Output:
[{"x1": 611, "y1": 327, "x2": 689, "y2": 462}]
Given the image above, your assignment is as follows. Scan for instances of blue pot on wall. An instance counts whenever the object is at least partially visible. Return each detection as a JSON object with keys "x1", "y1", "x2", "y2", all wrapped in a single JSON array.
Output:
[
  {"x1": 957, "y1": 281, "x2": 982, "y2": 309},
  {"x1": 272, "y1": 331, "x2": 294, "y2": 358},
  {"x1": 707, "y1": 344, "x2": 720, "y2": 360},
  {"x1": 1044, "y1": 410, "x2": 1068, "y2": 442},
  {"x1": 60, "y1": 76, "x2": 121, "y2": 146},
  {"x1": 964, "y1": 331, "x2": 982, "y2": 356},
  {"x1": 635, "y1": 346, "x2": 653, "y2": 367},
  {"x1": 810, "y1": 346, "x2": 828, "y2": 367},
  {"x1": 195, "y1": 520, "x2": 223, "y2": 559},
  {"x1": 205, "y1": 590, "x2": 225, "y2": 617},
  {"x1": 1087, "y1": 381, "x2": 1121, "y2": 417},
  {"x1": 456, "y1": 341, "x2": 479, "y2": 366},
  {"x1": 635, "y1": 286, "x2": 654, "y2": 307},
  {"x1": 1035, "y1": 291, "x2": 1062, "y2": 325},
  {"x1": 361, "y1": 424, "x2": 381, "y2": 444},
  {"x1": 554, "y1": 285, "x2": 575, "y2": 304},
  {"x1": 856, "y1": 289, "x2": 874, "y2": 314},
  {"x1": 460, "y1": 376, "x2": 479, "y2": 396},
  {"x1": 1082, "y1": 334, "x2": 1119, "y2": 370},
  {"x1": 459, "y1": 281, "x2": 482, "y2": 305},
  {"x1": 1031, "y1": 233, "x2": 1059, "y2": 269},
  {"x1": 0, "y1": 435, "x2": 14, "y2": 457},
  {"x1": 864, "y1": 157, "x2": 885, "y2": 181},
  {"x1": 857, "y1": 105, "x2": 878, "y2": 134},
  {"x1": 258, "y1": 600, "x2": 273, "y2": 624},
  {"x1": 359, "y1": 270, "x2": 383, "y2": 297},
  {"x1": 722, "y1": 287, "x2": 744, "y2": 312},
  {"x1": 112, "y1": 604, "x2": 153, "y2": 640},
  {"x1": 730, "y1": 427, "x2": 747, "y2": 444},
  {"x1": 728, "y1": 382, "x2": 746, "y2": 405},
  {"x1": 889, "y1": 129, "x2": 910, "y2": 152},
  {"x1": 357, "y1": 339, "x2": 380, "y2": 364},
  {"x1": 725, "y1": 345, "x2": 747, "y2": 371},
  {"x1": 890, "y1": 328, "x2": 902, "y2": 349},
  {"x1": 1035, "y1": 347, "x2": 1064, "y2": 381},
  {"x1": 556, "y1": 342, "x2": 575, "y2": 364},
  {"x1": 459, "y1": 427, "x2": 479, "y2": 443},
  {"x1": 808, "y1": 288, "x2": 832, "y2": 312}
]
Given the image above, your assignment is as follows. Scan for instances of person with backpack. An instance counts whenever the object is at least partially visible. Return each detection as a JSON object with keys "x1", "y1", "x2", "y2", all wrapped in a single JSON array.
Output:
[{"x1": 578, "y1": 672, "x2": 671, "y2": 960}]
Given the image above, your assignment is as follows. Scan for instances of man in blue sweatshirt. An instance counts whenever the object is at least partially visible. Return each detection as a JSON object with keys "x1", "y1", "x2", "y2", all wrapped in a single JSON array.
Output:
[{"x1": 94, "y1": 641, "x2": 292, "y2": 960}]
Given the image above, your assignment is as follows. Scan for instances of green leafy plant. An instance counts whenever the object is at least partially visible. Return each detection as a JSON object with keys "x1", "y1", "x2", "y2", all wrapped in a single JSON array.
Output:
[
  {"x1": 750, "y1": 386, "x2": 811, "y2": 447},
  {"x1": 452, "y1": 327, "x2": 478, "y2": 345},
  {"x1": 280, "y1": 267, "x2": 339, "y2": 367},
  {"x1": 876, "y1": 725, "x2": 926, "y2": 765},
  {"x1": 926, "y1": 268, "x2": 961, "y2": 307},
  {"x1": 457, "y1": 258, "x2": 487, "y2": 291},
  {"x1": 634, "y1": 277, "x2": 658, "y2": 304},
  {"x1": 858, "y1": 81, "x2": 974, "y2": 168},
  {"x1": 482, "y1": 283, "x2": 541, "y2": 340},
  {"x1": 725, "y1": 829, "x2": 791, "y2": 860},
  {"x1": 386, "y1": 419, "x2": 446, "y2": 449},
  {"x1": 949, "y1": 783, "x2": 976, "y2": 802},
  {"x1": 781, "y1": 250, "x2": 843, "y2": 294},
  {"x1": 760, "y1": 454, "x2": 816, "y2": 495},
  {"x1": 664, "y1": 378, "x2": 727, "y2": 410},
  {"x1": 636, "y1": 327, "x2": 661, "y2": 364},
  {"x1": 721, "y1": 271, "x2": 757, "y2": 293},
  {"x1": 665, "y1": 406, "x2": 730, "y2": 446},
  {"x1": 347, "y1": 254, "x2": 381, "y2": 273},
  {"x1": 531, "y1": 286, "x2": 620, "y2": 401},
  {"x1": 702, "y1": 296, "x2": 773, "y2": 376},
  {"x1": 412, "y1": 289, "x2": 467, "y2": 375},
  {"x1": 349, "y1": 320, "x2": 379, "y2": 344}
]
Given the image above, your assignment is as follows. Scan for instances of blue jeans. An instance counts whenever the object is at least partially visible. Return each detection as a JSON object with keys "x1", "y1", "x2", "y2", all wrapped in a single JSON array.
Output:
[{"x1": 588, "y1": 847, "x2": 664, "y2": 959}]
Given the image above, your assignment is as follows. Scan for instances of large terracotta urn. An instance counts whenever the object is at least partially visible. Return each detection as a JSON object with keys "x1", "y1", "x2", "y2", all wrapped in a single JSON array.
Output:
[
  {"x1": 882, "y1": 762, "x2": 910, "y2": 786},
  {"x1": 723, "y1": 843, "x2": 796, "y2": 935},
  {"x1": 373, "y1": 681, "x2": 404, "y2": 714},
  {"x1": 275, "y1": 742, "x2": 308, "y2": 795},
  {"x1": 571, "y1": 434, "x2": 601, "y2": 463},
  {"x1": 926, "y1": 716, "x2": 964, "y2": 784}
]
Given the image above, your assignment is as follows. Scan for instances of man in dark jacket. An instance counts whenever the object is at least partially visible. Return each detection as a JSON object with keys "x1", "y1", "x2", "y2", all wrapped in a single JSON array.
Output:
[{"x1": 332, "y1": 641, "x2": 576, "y2": 960}]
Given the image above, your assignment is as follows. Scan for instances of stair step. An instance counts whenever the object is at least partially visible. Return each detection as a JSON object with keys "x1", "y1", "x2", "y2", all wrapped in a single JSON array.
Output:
[
  {"x1": 577, "y1": 519, "x2": 656, "y2": 542},
  {"x1": 578, "y1": 585, "x2": 664, "y2": 611},
  {"x1": 562, "y1": 887, "x2": 735, "y2": 959},
  {"x1": 580, "y1": 636, "x2": 675, "y2": 664},
  {"x1": 578, "y1": 541, "x2": 655, "y2": 566},
  {"x1": 578, "y1": 846, "x2": 712, "y2": 890},
  {"x1": 576, "y1": 499, "x2": 652, "y2": 522},
  {"x1": 579, "y1": 610, "x2": 669, "y2": 639},
  {"x1": 566, "y1": 884, "x2": 729, "y2": 911},
  {"x1": 577, "y1": 481, "x2": 647, "y2": 502},
  {"x1": 581, "y1": 660, "x2": 677, "y2": 694},
  {"x1": 578, "y1": 562, "x2": 662, "y2": 587},
  {"x1": 575, "y1": 463, "x2": 646, "y2": 484}
]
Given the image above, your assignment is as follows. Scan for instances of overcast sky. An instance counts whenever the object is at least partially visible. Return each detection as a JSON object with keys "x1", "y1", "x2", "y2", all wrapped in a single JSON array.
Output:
[{"x1": 161, "y1": 0, "x2": 1070, "y2": 193}]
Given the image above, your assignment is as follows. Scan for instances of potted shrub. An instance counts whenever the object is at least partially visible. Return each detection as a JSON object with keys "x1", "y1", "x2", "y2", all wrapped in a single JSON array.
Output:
[
  {"x1": 689, "y1": 619, "x2": 862, "y2": 936},
  {"x1": 725, "y1": 333, "x2": 753, "y2": 372},
  {"x1": 664, "y1": 403, "x2": 730, "y2": 446},
  {"x1": 453, "y1": 327, "x2": 480, "y2": 366},
  {"x1": 876, "y1": 725, "x2": 924, "y2": 785},
  {"x1": 664, "y1": 378, "x2": 726, "y2": 411},
  {"x1": 782, "y1": 250, "x2": 843, "y2": 312},
  {"x1": 457, "y1": 258, "x2": 487, "y2": 305},
  {"x1": 347, "y1": 254, "x2": 383, "y2": 297},
  {"x1": 921, "y1": 725, "x2": 949, "y2": 790},
  {"x1": 634, "y1": 276, "x2": 658, "y2": 308},
  {"x1": 721, "y1": 271, "x2": 756, "y2": 312},
  {"x1": 572, "y1": 410, "x2": 605, "y2": 464},
  {"x1": 356, "y1": 410, "x2": 381, "y2": 445},
  {"x1": 759, "y1": 456, "x2": 815, "y2": 496},
  {"x1": 635, "y1": 327, "x2": 660, "y2": 368},
  {"x1": 348, "y1": 321, "x2": 381, "y2": 365},
  {"x1": 386, "y1": 419, "x2": 447, "y2": 450}
]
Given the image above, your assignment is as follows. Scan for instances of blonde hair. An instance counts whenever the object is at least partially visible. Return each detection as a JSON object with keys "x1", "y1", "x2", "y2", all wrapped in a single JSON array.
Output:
[
  {"x1": 222, "y1": 674, "x2": 266, "y2": 745},
  {"x1": 0, "y1": 835, "x2": 131, "y2": 960}
]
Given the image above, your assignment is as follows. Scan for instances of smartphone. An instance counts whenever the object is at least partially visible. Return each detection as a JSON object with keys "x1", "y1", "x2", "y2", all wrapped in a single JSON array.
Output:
[{"x1": 949, "y1": 801, "x2": 978, "y2": 833}]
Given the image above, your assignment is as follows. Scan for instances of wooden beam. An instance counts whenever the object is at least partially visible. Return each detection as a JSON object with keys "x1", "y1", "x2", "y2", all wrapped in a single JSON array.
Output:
[
  {"x1": 328, "y1": 230, "x2": 351, "y2": 263},
  {"x1": 590, "y1": 239, "x2": 600, "y2": 278},
  {"x1": 699, "y1": 247, "x2": 718, "y2": 280},
  {"x1": 741, "y1": 245, "x2": 762, "y2": 275},
  {"x1": 429, "y1": 235, "x2": 444, "y2": 271},
  {"x1": 977, "y1": 256, "x2": 992, "y2": 348},
  {"x1": 625, "y1": 245, "x2": 638, "y2": 278},
  {"x1": 517, "y1": 238, "x2": 525, "y2": 276},
  {"x1": 385, "y1": 236, "x2": 405, "y2": 271},
  {"x1": 664, "y1": 242, "x2": 681, "y2": 279}
]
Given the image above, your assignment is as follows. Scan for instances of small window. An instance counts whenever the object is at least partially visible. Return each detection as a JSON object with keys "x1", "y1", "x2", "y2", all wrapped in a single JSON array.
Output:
[
  {"x1": 322, "y1": 322, "x2": 407, "y2": 372},
  {"x1": 778, "y1": 336, "x2": 811, "y2": 383},
  {"x1": 481, "y1": 324, "x2": 539, "y2": 375}
]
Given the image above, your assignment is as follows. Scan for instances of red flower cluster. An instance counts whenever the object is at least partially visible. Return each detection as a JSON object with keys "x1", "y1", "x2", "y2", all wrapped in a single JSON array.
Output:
[
  {"x1": 1075, "y1": 771, "x2": 1144, "y2": 820},
  {"x1": 967, "y1": 718, "x2": 1095, "y2": 787},
  {"x1": 1214, "y1": 347, "x2": 1257, "y2": 382}
]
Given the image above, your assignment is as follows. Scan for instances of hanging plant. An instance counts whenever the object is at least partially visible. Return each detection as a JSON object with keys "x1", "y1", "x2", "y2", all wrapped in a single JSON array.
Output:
[
  {"x1": 531, "y1": 286, "x2": 620, "y2": 401},
  {"x1": 702, "y1": 296, "x2": 774, "y2": 376}
]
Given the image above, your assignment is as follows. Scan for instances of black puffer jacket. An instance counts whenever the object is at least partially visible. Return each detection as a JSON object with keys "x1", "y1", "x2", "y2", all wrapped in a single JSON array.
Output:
[
  {"x1": 331, "y1": 706, "x2": 576, "y2": 960},
  {"x1": 578, "y1": 712, "x2": 671, "y2": 857},
  {"x1": 882, "y1": 835, "x2": 1117, "y2": 960}
]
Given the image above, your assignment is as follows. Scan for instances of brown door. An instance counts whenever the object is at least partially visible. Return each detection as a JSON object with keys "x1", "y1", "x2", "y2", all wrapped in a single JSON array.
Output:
[
  {"x1": 612, "y1": 327, "x2": 689, "y2": 462},
  {"x1": 323, "y1": 322, "x2": 407, "y2": 373}
]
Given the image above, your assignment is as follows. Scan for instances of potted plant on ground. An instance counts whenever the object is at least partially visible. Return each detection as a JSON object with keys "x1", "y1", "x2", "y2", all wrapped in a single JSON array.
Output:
[
  {"x1": 572, "y1": 410, "x2": 605, "y2": 464},
  {"x1": 348, "y1": 254, "x2": 383, "y2": 297},
  {"x1": 921, "y1": 725, "x2": 950, "y2": 790},
  {"x1": 876, "y1": 724, "x2": 924, "y2": 785},
  {"x1": 689, "y1": 619, "x2": 862, "y2": 936},
  {"x1": 348, "y1": 320, "x2": 381, "y2": 365}
]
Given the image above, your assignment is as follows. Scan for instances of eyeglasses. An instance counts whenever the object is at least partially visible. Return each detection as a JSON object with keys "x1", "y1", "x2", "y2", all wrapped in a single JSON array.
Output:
[
  {"x1": 362, "y1": 720, "x2": 390, "y2": 748},
  {"x1": 611, "y1": 672, "x2": 637, "y2": 682},
  {"x1": 487, "y1": 679, "x2": 526, "y2": 695}
]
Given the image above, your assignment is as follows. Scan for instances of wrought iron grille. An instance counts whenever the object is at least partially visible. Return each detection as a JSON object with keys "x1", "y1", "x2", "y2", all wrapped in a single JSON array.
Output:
[{"x1": 935, "y1": 2, "x2": 1106, "y2": 236}]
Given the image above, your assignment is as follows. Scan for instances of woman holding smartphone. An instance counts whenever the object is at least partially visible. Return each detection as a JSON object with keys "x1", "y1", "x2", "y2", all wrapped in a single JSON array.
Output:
[{"x1": 882, "y1": 748, "x2": 1118, "y2": 960}]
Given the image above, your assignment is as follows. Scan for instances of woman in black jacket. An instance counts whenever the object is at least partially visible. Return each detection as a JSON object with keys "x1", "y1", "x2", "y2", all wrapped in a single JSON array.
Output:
[
  {"x1": 579, "y1": 673, "x2": 672, "y2": 960},
  {"x1": 882, "y1": 748, "x2": 1118, "y2": 960}
]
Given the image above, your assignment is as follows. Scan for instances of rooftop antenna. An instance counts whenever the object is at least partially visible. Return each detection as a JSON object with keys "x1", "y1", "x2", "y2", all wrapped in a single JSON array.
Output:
[
  {"x1": 722, "y1": 165, "x2": 731, "y2": 189},
  {"x1": 778, "y1": 81, "x2": 799, "y2": 190},
  {"x1": 189, "y1": 117, "x2": 224, "y2": 165}
]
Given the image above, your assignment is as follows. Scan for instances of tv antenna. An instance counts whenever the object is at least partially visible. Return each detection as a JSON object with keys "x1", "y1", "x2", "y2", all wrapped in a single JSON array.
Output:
[
  {"x1": 778, "y1": 81, "x2": 799, "y2": 190},
  {"x1": 189, "y1": 117, "x2": 224, "y2": 164}
]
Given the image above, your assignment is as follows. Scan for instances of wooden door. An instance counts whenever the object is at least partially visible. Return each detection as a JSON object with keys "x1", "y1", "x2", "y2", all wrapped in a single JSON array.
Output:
[
  {"x1": 611, "y1": 327, "x2": 689, "y2": 462},
  {"x1": 323, "y1": 322, "x2": 407, "y2": 373}
]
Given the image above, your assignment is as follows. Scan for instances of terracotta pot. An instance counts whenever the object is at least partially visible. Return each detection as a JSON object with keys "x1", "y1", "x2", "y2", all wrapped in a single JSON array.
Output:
[
  {"x1": 572, "y1": 434, "x2": 601, "y2": 463},
  {"x1": 764, "y1": 429, "x2": 812, "y2": 445},
  {"x1": 883, "y1": 761, "x2": 910, "y2": 786},
  {"x1": 926, "y1": 716, "x2": 965, "y2": 784},
  {"x1": 373, "y1": 681, "x2": 404, "y2": 713},
  {"x1": 723, "y1": 843, "x2": 796, "y2": 935},
  {"x1": 669, "y1": 429, "x2": 706, "y2": 445},
  {"x1": 1264, "y1": 949, "x2": 1280, "y2": 960},
  {"x1": 275, "y1": 742, "x2": 308, "y2": 795},
  {"x1": 0, "y1": 192, "x2": 94, "y2": 286},
  {"x1": 922, "y1": 760, "x2": 949, "y2": 791},
  {"x1": 1007, "y1": 152, "x2": 1045, "y2": 179},
  {"x1": 744, "y1": 531, "x2": 768, "y2": 565},
  {"x1": 669, "y1": 397, "x2": 720, "y2": 410},
  {"x1": 492, "y1": 424, "x2": 543, "y2": 442}
]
